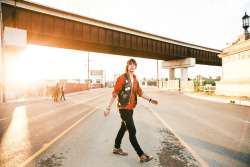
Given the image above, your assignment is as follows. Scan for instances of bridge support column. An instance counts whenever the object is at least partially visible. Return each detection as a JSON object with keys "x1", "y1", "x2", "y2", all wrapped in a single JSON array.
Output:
[
  {"x1": 162, "y1": 58, "x2": 195, "y2": 81},
  {"x1": 162, "y1": 58, "x2": 195, "y2": 91},
  {"x1": 1, "y1": 27, "x2": 27, "y2": 102},
  {"x1": 3, "y1": 49, "x2": 25, "y2": 100},
  {"x1": 181, "y1": 67, "x2": 188, "y2": 81},
  {"x1": 169, "y1": 68, "x2": 175, "y2": 80}
]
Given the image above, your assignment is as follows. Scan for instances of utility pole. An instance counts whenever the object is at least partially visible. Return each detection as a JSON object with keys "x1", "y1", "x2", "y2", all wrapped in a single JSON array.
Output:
[
  {"x1": 83, "y1": 53, "x2": 92, "y2": 91},
  {"x1": 88, "y1": 51, "x2": 89, "y2": 91},
  {"x1": 101, "y1": 64, "x2": 104, "y2": 88},
  {"x1": 209, "y1": 66, "x2": 211, "y2": 79},
  {"x1": 157, "y1": 60, "x2": 159, "y2": 89}
]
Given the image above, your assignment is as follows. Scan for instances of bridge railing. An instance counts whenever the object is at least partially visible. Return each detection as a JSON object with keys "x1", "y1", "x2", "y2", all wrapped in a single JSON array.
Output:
[{"x1": 140, "y1": 80, "x2": 199, "y2": 92}]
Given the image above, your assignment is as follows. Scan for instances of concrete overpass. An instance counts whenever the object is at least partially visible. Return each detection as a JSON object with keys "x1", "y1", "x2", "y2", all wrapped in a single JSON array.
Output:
[
  {"x1": 1, "y1": 0, "x2": 221, "y2": 65},
  {"x1": 0, "y1": 0, "x2": 222, "y2": 101}
]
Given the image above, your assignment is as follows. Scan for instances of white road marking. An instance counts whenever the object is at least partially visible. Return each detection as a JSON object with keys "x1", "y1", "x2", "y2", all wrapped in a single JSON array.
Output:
[
  {"x1": 140, "y1": 99, "x2": 209, "y2": 167},
  {"x1": 245, "y1": 121, "x2": 250, "y2": 124},
  {"x1": 18, "y1": 102, "x2": 107, "y2": 167},
  {"x1": 184, "y1": 102, "x2": 195, "y2": 106},
  {"x1": 0, "y1": 118, "x2": 7, "y2": 121}
]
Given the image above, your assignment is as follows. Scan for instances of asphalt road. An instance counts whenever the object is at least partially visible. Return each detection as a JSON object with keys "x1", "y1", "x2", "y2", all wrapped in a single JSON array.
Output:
[
  {"x1": 0, "y1": 87, "x2": 249, "y2": 167},
  {"x1": 0, "y1": 89, "x2": 110, "y2": 167},
  {"x1": 143, "y1": 87, "x2": 250, "y2": 167}
]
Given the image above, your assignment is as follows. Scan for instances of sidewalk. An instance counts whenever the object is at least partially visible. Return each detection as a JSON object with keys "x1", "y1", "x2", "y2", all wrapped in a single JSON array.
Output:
[
  {"x1": 142, "y1": 86, "x2": 250, "y2": 107},
  {"x1": 0, "y1": 89, "x2": 96, "y2": 104},
  {"x1": 182, "y1": 91, "x2": 250, "y2": 107}
]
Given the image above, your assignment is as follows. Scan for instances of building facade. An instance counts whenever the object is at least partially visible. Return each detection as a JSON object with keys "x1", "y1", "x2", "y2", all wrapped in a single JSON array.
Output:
[{"x1": 215, "y1": 31, "x2": 250, "y2": 97}]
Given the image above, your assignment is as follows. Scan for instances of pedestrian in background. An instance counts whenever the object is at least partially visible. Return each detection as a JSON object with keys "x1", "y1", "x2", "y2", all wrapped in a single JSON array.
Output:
[
  {"x1": 104, "y1": 58, "x2": 158, "y2": 162},
  {"x1": 60, "y1": 82, "x2": 66, "y2": 101},
  {"x1": 54, "y1": 83, "x2": 60, "y2": 101}
]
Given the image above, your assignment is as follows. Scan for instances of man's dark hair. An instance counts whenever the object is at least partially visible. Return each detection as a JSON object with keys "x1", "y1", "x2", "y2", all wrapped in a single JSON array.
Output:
[{"x1": 125, "y1": 58, "x2": 137, "y2": 72}]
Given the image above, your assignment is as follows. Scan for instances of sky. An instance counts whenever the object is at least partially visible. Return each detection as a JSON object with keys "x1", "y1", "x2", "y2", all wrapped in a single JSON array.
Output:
[{"x1": 19, "y1": 0, "x2": 250, "y2": 82}]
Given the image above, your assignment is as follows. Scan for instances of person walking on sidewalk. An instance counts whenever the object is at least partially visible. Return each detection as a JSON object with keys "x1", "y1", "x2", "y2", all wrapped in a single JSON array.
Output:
[
  {"x1": 60, "y1": 82, "x2": 66, "y2": 101},
  {"x1": 104, "y1": 58, "x2": 158, "y2": 162}
]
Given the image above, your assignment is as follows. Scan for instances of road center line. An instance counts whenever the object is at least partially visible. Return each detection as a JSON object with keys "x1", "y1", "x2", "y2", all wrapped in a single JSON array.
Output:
[
  {"x1": 18, "y1": 101, "x2": 107, "y2": 167},
  {"x1": 184, "y1": 102, "x2": 195, "y2": 106},
  {"x1": 140, "y1": 99, "x2": 209, "y2": 167}
]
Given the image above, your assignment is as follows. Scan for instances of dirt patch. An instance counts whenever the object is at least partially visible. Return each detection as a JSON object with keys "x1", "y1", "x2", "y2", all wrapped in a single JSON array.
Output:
[
  {"x1": 38, "y1": 153, "x2": 66, "y2": 167},
  {"x1": 158, "y1": 129, "x2": 200, "y2": 167}
]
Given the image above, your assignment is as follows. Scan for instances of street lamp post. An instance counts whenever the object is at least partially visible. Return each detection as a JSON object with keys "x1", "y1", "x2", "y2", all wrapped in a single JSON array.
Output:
[{"x1": 242, "y1": 12, "x2": 249, "y2": 31}]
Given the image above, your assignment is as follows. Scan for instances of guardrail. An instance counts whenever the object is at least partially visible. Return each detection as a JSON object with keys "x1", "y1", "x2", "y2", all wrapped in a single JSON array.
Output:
[{"x1": 198, "y1": 85, "x2": 216, "y2": 94}]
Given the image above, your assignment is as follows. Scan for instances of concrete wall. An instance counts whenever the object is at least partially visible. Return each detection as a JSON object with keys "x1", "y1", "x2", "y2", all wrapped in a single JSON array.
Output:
[
  {"x1": 142, "y1": 81, "x2": 182, "y2": 89},
  {"x1": 64, "y1": 83, "x2": 103, "y2": 94},
  {"x1": 142, "y1": 80, "x2": 194, "y2": 92},
  {"x1": 147, "y1": 81, "x2": 157, "y2": 86},
  {"x1": 216, "y1": 37, "x2": 250, "y2": 97},
  {"x1": 3, "y1": 49, "x2": 22, "y2": 99},
  {"x1": 65, "y1": 83, "x2": 88, "y2": 94},
  {"x1": 180, "y1": 81, "x2": 194, "y2": 92},
  {"x1": 1, "y1": 27, "x2": 27, "y2": 101},
  {"x1": 93, "y1": 84, "x2": 103, "y2": 88},
  {"x1": 216, "y1": 81, "x2": 250, "y2": 97},
  {"x1": 168, "y1": 80, "x2": 179, "y2": 90},
  {"x1": 222, "y1": 50, "x2": 250, "y2": 80}
]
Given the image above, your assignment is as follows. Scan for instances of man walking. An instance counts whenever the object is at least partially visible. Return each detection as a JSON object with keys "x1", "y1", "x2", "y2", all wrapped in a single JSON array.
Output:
[
  {"x1": 54, "y1": 83, "x2": 60, "y2": 101},
  {"x1": 60, "y1": 82, "x2": 66, "y2": 101},
  {"x1": 104, "y1": 58, "x2": 158, "y2": 162}
]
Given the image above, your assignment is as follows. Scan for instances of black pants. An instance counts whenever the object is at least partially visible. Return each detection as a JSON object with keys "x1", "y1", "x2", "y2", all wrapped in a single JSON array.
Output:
[
  {"x1": 114, "y1": 109, "x2": 144, "y2": 157},
  {"x1": 60, "y1": 91, "x2": 65, "y2": 100}
]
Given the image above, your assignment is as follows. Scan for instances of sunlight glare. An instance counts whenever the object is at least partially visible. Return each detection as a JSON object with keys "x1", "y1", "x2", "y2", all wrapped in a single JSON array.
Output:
[{"x1": 1, "y1": 106, "x2": 31, "y2": 166}]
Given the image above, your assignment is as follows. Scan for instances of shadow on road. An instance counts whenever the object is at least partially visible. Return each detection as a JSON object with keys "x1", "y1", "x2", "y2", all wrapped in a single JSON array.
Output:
[{"x1": 181, "y1": 134, "x2": 250, "y2": 166}]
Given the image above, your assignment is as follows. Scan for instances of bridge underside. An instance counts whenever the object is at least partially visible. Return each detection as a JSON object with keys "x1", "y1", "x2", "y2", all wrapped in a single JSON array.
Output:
[
  {"x1": 2, "y1": 2, "x2": 222, "y2": 66},
  {"x1": 27, "y1": 32, "x2": 176, "y2": 61}
]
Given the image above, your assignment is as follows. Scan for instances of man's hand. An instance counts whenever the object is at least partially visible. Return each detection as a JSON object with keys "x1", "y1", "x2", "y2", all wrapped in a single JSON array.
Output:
[
  {"x1": 151, "y1": 99, "x2": 158, "y2": 105},
  {"x1": 104, "y1": 108, "x2": 110, "y2": 116}
]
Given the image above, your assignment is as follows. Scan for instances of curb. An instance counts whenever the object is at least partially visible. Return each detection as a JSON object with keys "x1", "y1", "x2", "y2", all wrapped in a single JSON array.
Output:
[{"x1": 183, "y1": 94, "x2": 250, "y2": 107}]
